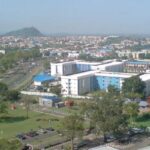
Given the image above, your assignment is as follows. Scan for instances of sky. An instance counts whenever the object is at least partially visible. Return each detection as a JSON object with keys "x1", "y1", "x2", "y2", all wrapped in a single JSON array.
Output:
[{"x1": 0, "y1": 0, "x2": 150, "y2": 35}]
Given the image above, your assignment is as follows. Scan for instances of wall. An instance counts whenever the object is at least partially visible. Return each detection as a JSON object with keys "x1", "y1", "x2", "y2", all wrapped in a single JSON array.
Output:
[
  {"x1": 76, "y1": 63, "x2": 91, "y2": 73},
  {"x1": 95, "y1": 75, "x2": 121, "y2": 90},
  {"x1": 78, "y1": 76, "x2": 95, "y2": 95}
]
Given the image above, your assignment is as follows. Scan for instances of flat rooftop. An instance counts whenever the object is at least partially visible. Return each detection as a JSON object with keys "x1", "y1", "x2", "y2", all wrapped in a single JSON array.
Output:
[
  {"x1": 95, "y1": 72, "x2": 137, "y2": 78},
  {"x1": 51, "y1": 61, "x2": 75, "y2": 65},
  {"x1": 33, "y1": 73, "x2": 55, "y2": 82},
  {"x1": 61, "y1": 71, "x2": 96, "y2": 79},
  {"x1": 89, "y1": 145, "x2": 119, "y2": 150},
  {"x1": 95, "y1": 61, "x2": 124, "y2": 68},
  {"x1": 140, "y1": 74, "x2": 150, "y2": 81},
  {"x1": 126, "y1": 60, "x2": 150, "y2": 65}
]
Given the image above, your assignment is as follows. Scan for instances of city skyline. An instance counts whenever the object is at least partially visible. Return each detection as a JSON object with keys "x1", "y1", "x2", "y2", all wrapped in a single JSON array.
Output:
[{"x1": 0, "y1": 0, "x2": 150, "y2": 34}]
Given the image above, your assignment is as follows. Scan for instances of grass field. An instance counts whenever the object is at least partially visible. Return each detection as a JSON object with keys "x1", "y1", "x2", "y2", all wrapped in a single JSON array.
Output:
[
  {"x1": 134, "y1": 113, "x2": 150, "y2": 128},
  {"x1": 0, "y1": 107, "x2": 61, "y2": 139}
]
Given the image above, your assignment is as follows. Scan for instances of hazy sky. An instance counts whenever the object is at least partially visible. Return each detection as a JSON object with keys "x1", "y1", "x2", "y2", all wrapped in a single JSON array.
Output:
[{"x1": 0, "y1": 0, "x2": 150, "y2": 34}]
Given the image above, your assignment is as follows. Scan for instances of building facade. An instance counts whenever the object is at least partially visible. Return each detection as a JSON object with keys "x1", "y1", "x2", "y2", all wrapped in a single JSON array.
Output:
[
  {"x1": 61, "y1": 71, "x2": 96, "y2": 95},
  {"x1": 95, "y1": 72, "x2": 137, "y2": 90},
  {"x1": 61, "y1": 71, "x2": 137, "y2": 96},
  {"x1": 140, "y1": 74, "x2": 150, "y2": 96},
  {"x1": 124, "y1": 61, "x2": 150, "y2": 73},
  {"x1": 51, "y1": 61, "x2": 76, "y2": 76}
]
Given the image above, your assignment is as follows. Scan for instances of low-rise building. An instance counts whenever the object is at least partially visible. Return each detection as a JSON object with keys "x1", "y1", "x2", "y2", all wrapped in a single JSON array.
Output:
[
  {"x1": 33, "y1": 73, "x2": 55, "y2": 86},
  {"x1": 124, "y1": 60, "x2": 150, "y2": 73},
  {"x1": 39, "y1": 96, "x2": 61, "y2": 107}
]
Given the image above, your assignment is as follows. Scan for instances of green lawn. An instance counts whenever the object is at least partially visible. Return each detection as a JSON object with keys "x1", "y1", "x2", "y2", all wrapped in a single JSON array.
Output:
[
  {"x1": 0, "y1": 108, "x2": 61, "y2": 139},
  {"x1": 50, "y1": 105, "x2": 80, "y2": 115},
  {"x1": 134, "y1": 113, "x2": 150, "y2": 128}
]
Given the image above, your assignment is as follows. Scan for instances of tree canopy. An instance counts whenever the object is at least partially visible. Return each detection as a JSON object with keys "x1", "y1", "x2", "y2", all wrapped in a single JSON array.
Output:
[
  {"x1": 123, "y1": 102, "x2": 139, "y2": 125},
  {"x1": 81, "y1": 90, "x2": 128, "y2": 142},
  {"x1": 0, "y1": 82, "x2": 8, "y2": 95},
  {"x1": 122, "y1": 76, "x2": 146, "y2": 97},
  {"x1": 61, "y1": 114, "x2": 84, "y2": 150},
  {"x1": 92, "y1": 93, "x2": 127, "y2": 142}
]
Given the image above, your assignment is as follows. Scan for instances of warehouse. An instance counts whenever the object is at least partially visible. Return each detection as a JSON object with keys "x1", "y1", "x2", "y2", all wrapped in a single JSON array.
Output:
[
  {"x1": 33, "y1": 73, "x2": 55, "y2": 86},
  {"x1": 39, "y1": 96, "x2": 61, "y2": 107}
]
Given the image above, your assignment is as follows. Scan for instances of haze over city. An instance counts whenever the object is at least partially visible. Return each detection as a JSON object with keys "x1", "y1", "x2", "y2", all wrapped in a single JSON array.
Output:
[
  {"x1": 0, "y1": 0, "x2": 150, "y2": 34},
  {"x1": 1, "y1": 1, "x2": 150, "y2": 150}
]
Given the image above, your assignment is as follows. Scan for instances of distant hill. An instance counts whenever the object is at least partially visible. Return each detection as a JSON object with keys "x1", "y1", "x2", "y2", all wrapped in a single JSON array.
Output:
[{"x1": 5, "y1": 27, "x2": 44, "y2": 37}]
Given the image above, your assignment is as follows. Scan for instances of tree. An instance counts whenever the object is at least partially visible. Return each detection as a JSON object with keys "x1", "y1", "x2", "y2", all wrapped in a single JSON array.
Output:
[
  {"x1": 91, "y1": 93, "x2": 127, "y2": 142},
  {"x1": 0, "y1": 82, "x2": 8, "y2": 95},
  {"x1": 123, "y1": 102, "x2": 139, "y2": 125},
  {"x1": 122, "y1": 76, "x2": 146, "y2": 97},
  {"x1": 50, "y1": 85, "x2": 61, "y2": 96},
  {"x1": 61, "y1": 114, "x2": 84, "y2": 150},
  {"x1": 21, "y1": 95, "x2": 32, "y2": 119},
  {"x1": 43, "y1": 59, "x2": 50, "y2": 70},
  {"x1": 125, "y1": 92, "x2": 142, "y2": 101},
  {"x1": 80, "y1": 102, "x2": 95, "y2": 129},
  {"x1": 0, "y1": 101, "x2": 8, "y2": 115},
  {"x1": 6, "y1": 90, "x2": 20, "y2": 102},
  {"x1": 93, "y1": 94, "x2": 127, "y2": 142},
  {"x1": 107, "y1": 85, "x2": 120, "y2": 97}
]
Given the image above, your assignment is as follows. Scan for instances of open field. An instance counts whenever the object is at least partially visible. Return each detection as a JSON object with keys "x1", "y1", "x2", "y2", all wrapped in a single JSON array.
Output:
[
  {"x1": 0, "y1": 60, "x2": 43, "y2": 90},
  {"x1": 134, "y1": 113, "x2": 150, "y2": 128},
  {"x1": 0, "y1": 107, "x2": 61, "y2": 139}
]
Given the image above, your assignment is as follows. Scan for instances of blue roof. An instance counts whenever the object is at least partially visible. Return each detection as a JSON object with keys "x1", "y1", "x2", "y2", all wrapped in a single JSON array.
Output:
[
  {"x1": 33, "y1": 73, "x2": 55, "y2": 82},
  {"x1": 41, "y1": 96, "x2": 61, "y2": 101},
  {"x1": 127, "y1": 61, "x2": 150, "y2": 65}
]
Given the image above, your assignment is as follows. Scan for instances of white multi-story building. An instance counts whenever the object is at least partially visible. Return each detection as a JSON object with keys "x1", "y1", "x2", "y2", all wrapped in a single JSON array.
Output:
[
  {"x1": 61, "y1": 71, "x2": 96, "y2": 95},
  {"x1": 91, "y1": 61, "x2": 125, "y2": 72},
  {"x1": 51, "y1": 60, "x2": 126, "y2": 77},
  {"x1": 95, "y1": 72, "x2": 137, "y2": 91},
  {"x1": 51, "y1": 61, "x2": 76, "y2": 76},
  {"x1": 68, "y1": 51, "x2": 80, "y2": 58},
  {"x1": 140, "y1": 74, "x2": 150, "y2": 96}
]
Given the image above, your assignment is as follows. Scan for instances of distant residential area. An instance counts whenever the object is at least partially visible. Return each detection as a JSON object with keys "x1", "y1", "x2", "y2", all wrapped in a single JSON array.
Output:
[
  {"x1": 0, "y1": 33, "x2": 150, "y2": 150},
  {"x1": 1, "y1": 0, "x2": 150, "y2": 149}
]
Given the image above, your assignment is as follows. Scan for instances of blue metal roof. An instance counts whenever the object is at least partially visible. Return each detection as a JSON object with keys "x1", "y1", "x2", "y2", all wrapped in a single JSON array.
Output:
[
  {"x1": 127, "y1": 60, "x2": 150, "y2": 65},
  {"x1": 41, "y1": 96, "x2": 60, "y2": 101},
  {"x1": 33, "y1": 73, "x2": 55, "y2": 82}
]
